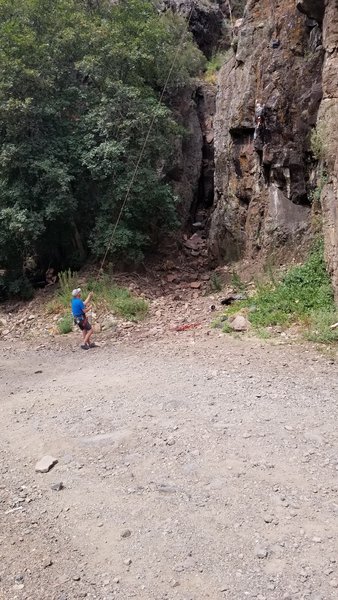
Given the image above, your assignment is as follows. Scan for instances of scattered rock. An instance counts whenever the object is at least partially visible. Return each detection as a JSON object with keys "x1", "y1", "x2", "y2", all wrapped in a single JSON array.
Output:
[
  {"x1": 263, "y1": 515, "x2": 273, "y2": 523},
  {"x1": 35, "y1": 455, "x2": 58, "y2": 473},
  {"x1": 229, "y1": 315, "x2": 250, "y2": 332},
  {"x1": 121, "y1": 529, "x2": 132, "y2": 539},
  {"x1": 43, "y1": 558, "x2": 53, "y2": 568},
  {"x1": 255, "y1": 546, "x2": 268, "y2": 559},
  {"x1": 190, "y1": 281, "x2": 201, "y2": 289},
  {"x1": 51, "y1": 482, "x2": 64, "y2": 492},
  {"x1": 123, "y1": 558, "x2": 132, "y2": 566}
]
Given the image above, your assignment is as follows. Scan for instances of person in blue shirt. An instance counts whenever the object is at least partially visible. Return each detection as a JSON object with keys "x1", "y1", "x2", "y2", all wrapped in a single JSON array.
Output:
[{"x1": 71, "y1": 288, "x2": 95, "y2": 350}]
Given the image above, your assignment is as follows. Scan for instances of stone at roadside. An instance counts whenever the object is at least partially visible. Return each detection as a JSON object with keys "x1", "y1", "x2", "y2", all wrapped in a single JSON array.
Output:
[
  {"x1": 190, "y1": 281, "x2": 201, "y2": 289},
  {"x1": 43, "y1": 558, "x2": 53, "y2": 568},
  {"x1": 229, "y1": 315, "x2": 250, "y2": 332},
  {"x1": 35, "y1": 455, "x2": 58, "y2": 473},
  {"x1": 255, "y1": 546, "x2": 268, "y2": 559},
  {"x1": 264, "y1": 515, "x2": 273, "y2": 523},
  {"x1": 51, "y1": 482, "x2": 64, "y2": 491},
  {"x1": 121, "y1": 529, "x2": 132, "y2": 538}
]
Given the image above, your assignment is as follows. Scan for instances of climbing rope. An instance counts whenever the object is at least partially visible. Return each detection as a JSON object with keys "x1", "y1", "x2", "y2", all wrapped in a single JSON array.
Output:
[{"x1": 97, "y1": 4, "x2": 195, "y2": 278}]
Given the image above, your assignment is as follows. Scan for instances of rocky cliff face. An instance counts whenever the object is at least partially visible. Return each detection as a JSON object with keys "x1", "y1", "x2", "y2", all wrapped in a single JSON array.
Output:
[
  {"x1": 315, "y1": 0, "x2": 338, "y2": 298},
  {"x1": 209, "y1": 0, "x2": 324, "y2": 265},
  {"x1": 167, "y1": 0, "x2": 338, "y2": 299}
]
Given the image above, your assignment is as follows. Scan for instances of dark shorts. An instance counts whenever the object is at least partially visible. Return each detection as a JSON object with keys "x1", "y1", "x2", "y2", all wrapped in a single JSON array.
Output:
[{"x1": 75, "y1": 317, "x2": 92, "y2": 331}]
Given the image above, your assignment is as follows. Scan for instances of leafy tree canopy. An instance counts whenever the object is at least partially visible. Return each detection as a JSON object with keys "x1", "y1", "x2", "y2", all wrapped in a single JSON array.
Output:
[{"x1": 0, "y1": 0, "x2": 204, "y2": 297}]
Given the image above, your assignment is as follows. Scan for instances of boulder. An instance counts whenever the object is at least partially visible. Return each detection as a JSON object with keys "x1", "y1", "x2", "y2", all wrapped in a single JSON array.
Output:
[{"x1": 229, "y1": 314, "x2": 250, "y2": 332}]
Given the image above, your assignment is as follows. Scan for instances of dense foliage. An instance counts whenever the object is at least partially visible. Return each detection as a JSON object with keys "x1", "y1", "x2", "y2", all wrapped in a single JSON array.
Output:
[{"x1": 0, "y1": 0, "x2": 203, "y2": 297}]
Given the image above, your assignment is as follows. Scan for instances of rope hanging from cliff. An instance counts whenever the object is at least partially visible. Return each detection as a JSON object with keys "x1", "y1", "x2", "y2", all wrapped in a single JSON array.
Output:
[{"x1": 97, "y1": 5, "x2": 195, "y2": 277}]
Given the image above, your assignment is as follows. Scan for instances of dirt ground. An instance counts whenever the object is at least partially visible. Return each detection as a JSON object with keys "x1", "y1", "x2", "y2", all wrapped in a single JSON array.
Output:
[{"x1": 1, "y1": 329, "x2": 338, "y2": 600}]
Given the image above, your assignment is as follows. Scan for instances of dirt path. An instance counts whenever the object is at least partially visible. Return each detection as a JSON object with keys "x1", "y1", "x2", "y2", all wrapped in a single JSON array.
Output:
[{"x1": 1, "y1": 333, "x2": 338, "y2": 600}]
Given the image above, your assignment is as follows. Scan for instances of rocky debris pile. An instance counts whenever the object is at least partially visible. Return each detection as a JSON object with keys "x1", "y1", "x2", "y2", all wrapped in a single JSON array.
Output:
[
  {"x1": 0, "y1": 262, "x2": 235, "y2": 347},
  {"x1": 183, "y1": 232, "x2": 207, "y2": 257}
]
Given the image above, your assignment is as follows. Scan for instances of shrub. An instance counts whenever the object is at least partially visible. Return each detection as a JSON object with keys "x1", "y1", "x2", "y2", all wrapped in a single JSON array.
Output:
[
  {"x1": 210, "y1": 272, "x2": 223, "y2": 292},
  {"x1": 57, "y1": 314, "x2": 73, "y2": 334}
]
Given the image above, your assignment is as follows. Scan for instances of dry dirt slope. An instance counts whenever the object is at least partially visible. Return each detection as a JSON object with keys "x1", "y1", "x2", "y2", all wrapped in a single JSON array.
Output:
[{"x1": 0, "y1": 334, "x2": 338, "y2": 600}]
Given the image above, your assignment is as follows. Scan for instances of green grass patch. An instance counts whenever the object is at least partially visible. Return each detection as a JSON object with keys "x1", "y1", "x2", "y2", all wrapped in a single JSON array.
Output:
[
  {"x1": 217, "y1": 243, "x2": 338, "y2": 344},
  {"x1": 57, "y1": 314, "x2": 73, "y2": 335},
  {"x1": 222, "y1": 321, "x2": 233, "y2": 333},
  {"x1": 247, "y1": 245, "x2": 334, "y2": 328},
  {"x1": 204, "y1": 51, "x2": 231, "y2": 83},
  {"x1": 55, "y1": 271, "x2": 148, "y2": 322},
  {"x1": 304, "y1": 310, "x2": 338, "y2": 344}
]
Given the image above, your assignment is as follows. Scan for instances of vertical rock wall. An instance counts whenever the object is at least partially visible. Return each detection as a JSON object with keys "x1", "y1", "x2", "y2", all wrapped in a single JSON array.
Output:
[
  {"x1": 316, "y1": 0, "x2": 338, "y2": 298},
  {"x1": 210, "y1": 0, "x2": 324, "y2": 264}
]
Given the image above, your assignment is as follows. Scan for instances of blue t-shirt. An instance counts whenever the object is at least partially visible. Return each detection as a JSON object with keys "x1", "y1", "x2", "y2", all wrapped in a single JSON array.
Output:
[{"x1": 71, "y1": 298, "x2": 85, "y2": 318}]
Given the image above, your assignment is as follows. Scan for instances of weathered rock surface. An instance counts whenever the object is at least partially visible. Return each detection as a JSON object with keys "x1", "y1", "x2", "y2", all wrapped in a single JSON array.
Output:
[
  {"x1": 315, "y1": 0, "x2": 338, "y2": 299},
  {"x1": 210, "y1": 0, "x2": 324, "y2": 264},
  {"x1": 169, "y1": 87, "x2": 203, "y2": 224},
  {"x1": 168, "y1": 83, "x2": 216, "y2": 230}
]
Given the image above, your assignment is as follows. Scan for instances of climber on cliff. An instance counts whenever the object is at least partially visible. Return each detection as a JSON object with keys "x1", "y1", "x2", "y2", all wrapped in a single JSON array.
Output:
[{"x1": 254, "y1": 101, "x2": 265, "y2": 146}]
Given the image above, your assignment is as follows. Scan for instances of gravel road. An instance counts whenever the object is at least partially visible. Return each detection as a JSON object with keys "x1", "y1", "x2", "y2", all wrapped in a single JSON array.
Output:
[{"x1": 1, "y1": 334, "x2": 338, "y2": 600}]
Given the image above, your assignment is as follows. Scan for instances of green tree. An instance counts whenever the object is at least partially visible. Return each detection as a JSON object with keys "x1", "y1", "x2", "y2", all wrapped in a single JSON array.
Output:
[{"x1": 0, "y1": 0, "x2": 204, "y2": 297}]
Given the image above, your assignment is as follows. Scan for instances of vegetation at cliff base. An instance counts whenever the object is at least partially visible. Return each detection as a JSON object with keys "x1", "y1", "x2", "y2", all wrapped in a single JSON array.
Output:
[
  {"x1": 48, "y1": 269, "x2": 148, "y2": 325},
  {"x1": 220, "y1": 243, "x2": 338, "y2": 344},
  {"x1": 0, "y1": 0, "x2": 204, "y2": 299}
]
